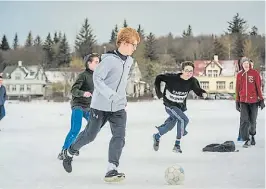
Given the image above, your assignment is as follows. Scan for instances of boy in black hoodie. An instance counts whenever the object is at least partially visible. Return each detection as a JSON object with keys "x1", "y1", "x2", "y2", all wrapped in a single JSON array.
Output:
[
  {"x1": 58, "y1": 53, "x2": 99, "y2": 160},
  {"x1": 153, "y1": 61, "x2": 207, "y2": 153}
]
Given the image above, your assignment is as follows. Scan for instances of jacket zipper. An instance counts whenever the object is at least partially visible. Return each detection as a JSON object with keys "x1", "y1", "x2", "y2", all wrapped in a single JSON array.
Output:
[
  {"x1": 245, "y1": 72, "x2": 248, "y2": 102},
  {"x1": 111, "y1": 61, "x2": 126, "y2": 111}
]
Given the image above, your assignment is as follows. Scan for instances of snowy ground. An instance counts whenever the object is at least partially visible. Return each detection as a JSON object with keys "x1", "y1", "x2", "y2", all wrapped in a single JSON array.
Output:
[{"x1": 0, "y1": 100, "x2": 265, "y2": 189}]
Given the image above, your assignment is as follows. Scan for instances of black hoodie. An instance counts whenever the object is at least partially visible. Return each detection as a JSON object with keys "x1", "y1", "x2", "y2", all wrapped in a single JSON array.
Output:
[
  {"x1": 70, "y1": 64, "x2": 94, "y2": 109},
  {"x1": 155, "y1": 73, "x2": 206, "y2": 111}
]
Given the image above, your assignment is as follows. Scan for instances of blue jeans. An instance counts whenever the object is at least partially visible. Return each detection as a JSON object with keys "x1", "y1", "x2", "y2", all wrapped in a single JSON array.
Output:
[
  {"x1": 62, "y1": 107, "x2": 90, "y2": 150},
  {"x1": 157, "y1": 106, "x2": 189, "y2": 139},
  {"x1": 0, "y1": 105, "x2": 5, "y2": 120}
]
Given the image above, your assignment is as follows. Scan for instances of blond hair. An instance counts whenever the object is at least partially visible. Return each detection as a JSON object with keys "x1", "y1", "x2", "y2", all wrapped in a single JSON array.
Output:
[{"x1": 116, "y1": 27, "x2": 140, "y2": 47}]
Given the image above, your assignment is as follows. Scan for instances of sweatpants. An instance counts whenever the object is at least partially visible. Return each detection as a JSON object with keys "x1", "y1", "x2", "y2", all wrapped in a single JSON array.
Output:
[
  {"x1": 70, "y1": 108, "x2": 127, "y2": 167},
  {"x1": 0, "y1": 105, "x2": 5, "y2": 120},
  {"x1": 62, "y1": 106, "x2": 90, "y2": 149},
  {"x1": 157, "y1": 106, "x2": 189, "y2": 139},
  {"x1": 239, "y1": 102, "x2": 258, "y2": 141}
]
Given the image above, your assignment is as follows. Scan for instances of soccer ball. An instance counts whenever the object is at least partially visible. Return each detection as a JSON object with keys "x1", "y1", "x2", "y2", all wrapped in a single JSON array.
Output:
[{"x1": 165, "y1": 165, "x2": 185, "y2": 185}]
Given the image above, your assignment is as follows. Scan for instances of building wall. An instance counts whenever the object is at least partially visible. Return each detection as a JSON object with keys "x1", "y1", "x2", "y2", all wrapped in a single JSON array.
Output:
[
  {"x1": 196, "y1": 76, "x2": 236, "y2": 94},
  {"x1": 4, "y1": 68, "x2": 46, "y2": 96}
]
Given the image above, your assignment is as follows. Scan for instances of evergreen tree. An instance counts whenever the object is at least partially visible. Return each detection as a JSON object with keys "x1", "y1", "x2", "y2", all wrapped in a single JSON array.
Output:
[
  {"x1": 75, "y1": 18, "x2": 96, "y2": 58},
  {"x1": 57, "y1": 33, "x2": 71, "y2": 67},
  {"x1": 213, "y1": 36, "x2": 227, "y2": 60},
  {"x1": 187, "y1": 25, "x2": 193, "y2": 36},
  {"x1": 58, "y1": 32, "x2": 62, "y2": 41},
  {"x1": 137, "y1": 24, "x2": 145, "y2": 40},
  {"x1": 54, "y1": 32, "x2": 60, "y2": 43},
  {"x1": 250, "y1": 26, "x2": 258, "y2": 36},
  {"x1": 13, "y1": 33, "x2": 19, "y2": 49},
  {"x1": 123, "y1": 19, "x2": 128, "y2": 27},
  {"x1": 234, "y1": 34, "x2": 245, "y2": 58},
  {"x1": 182, "y1": 25, "x2": 193, "y2": 37},
  {"x1": 25, "y1": 31, "x2": 33, "y2": 47},
  {"x1": 109, "y1": 29, "x2": 116, "y2": 44},
  {"x1": 109, "y1": 24, "x2": 119, "y2": 45},
  {"x1": 34, "y1": 35, "x2": 42, "y2": 46},
  {"x1": 1, "y1": 35, "x2": 10, "y2": 51},
  {"x1": 227, "y1": 13, "x2": 247, "y2": 34},
  {"x1": 43, "y1": 33, "x2": 55, "y2": 67},
  {"x1": 144, "y1": 32, "x2": 158, "y2": 61}
]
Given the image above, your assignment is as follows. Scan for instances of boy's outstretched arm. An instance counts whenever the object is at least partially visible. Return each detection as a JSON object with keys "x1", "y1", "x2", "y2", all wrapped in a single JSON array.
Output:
[
  {"x1": 154, "y1": 74, "x2": 169, "y2": 99},
  {"x1": 192, "y1": 78, "x2": 207, "y2": 98}
]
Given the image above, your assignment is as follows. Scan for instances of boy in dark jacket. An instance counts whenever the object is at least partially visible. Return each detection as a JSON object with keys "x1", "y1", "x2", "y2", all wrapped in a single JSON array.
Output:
[
  {"x1": 153, "y1": 61, "x2": 207, "y2": 153},
  {"x1": 62, "y1": 27, "x2": 140, "y2": 182},
  {"x1": 235, "y1": 57, "x2": 265, "y2": 148},
  {"x1": 58, "y1": 53, "x2": 99, "y2": 159},
  {"x1": 0, "y1": 76, "x2": 7, "y2": 131}
]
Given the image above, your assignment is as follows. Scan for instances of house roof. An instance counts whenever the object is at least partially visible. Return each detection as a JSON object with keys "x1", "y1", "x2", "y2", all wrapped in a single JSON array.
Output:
[
  {"x1": 194, "y1": 60, "x2": 238, "y2": 77},
  {"x1": 194, "y1": 60, "x2": 209, "y2": 76},
  {"x1": 219, "y1": 60, "x2": 238, "y2": 76},
  {"x1": 2, "y1": 64, "x2": 45, "y2": 79},
  {"x1": 2, "y1": 66, "x2": 17, "y2": 78}
]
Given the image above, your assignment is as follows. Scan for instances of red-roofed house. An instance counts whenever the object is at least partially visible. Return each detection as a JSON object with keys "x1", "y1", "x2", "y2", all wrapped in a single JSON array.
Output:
[{"x1": 194, "y1": 55, "x2": 239, "y2": 94}]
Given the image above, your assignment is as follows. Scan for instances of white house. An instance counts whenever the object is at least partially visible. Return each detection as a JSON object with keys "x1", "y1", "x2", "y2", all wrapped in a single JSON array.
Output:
[
  {"x1": 44, "y1": 67, "x2": 82, "y2": 98},
  {"x1": 45, "y1": 68, "x2": 81, "y2": 84},
  {"x1": 2, "y1": 61, "x2": 47, "y2": 98},
  {"x1": 126, "y1": 61, "x2": 146, "y2": 97}
]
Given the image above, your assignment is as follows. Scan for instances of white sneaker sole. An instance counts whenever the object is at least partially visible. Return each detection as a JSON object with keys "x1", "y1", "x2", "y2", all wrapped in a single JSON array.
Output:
[{"x1": 104, "y1": 175, "x2": 125, "y2": 183}]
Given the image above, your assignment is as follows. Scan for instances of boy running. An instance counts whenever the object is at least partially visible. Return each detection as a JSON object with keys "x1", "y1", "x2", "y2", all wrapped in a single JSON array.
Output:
[{"x1": 153, "y1": 61, "x2": 207, "y2": 153}]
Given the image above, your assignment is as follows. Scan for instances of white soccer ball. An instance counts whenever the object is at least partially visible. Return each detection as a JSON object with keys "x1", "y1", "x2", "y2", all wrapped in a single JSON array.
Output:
[{"x1": 165, "y1": 165, "x2": 185, "y2": 185}]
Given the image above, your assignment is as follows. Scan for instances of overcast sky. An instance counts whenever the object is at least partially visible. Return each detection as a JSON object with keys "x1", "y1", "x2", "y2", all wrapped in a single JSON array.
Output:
[{"x1": 0, "y1": 1, "x2": 265, "y2": 49}]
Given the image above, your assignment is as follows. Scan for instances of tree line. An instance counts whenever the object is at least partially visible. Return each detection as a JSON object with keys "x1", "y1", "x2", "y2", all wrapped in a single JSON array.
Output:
[{"x1": 0, "y1": 13, "x2": 265, "y2": 87}]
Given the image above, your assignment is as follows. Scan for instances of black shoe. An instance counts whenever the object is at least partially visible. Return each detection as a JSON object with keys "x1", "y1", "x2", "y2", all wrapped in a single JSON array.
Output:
[
  {"x1": 104, "y1": 170, "x2": 125, "y2": 182},
  {"x1": 58, "y1": 150, "x2": 64, "y2": 160},
  {"x1": 173, "y1": 144, "x2": 182, "y2": 153},
  {"x1": 251, "y1": 136, "x2": 256, "y2": 145},
  {"x1": 243, "y1": 140, "x2": 251, "y2": 148},
  {"x1": 62, "y1": 149, "x2": 73, "y2": 173},
  {"x1": 153, "y1": 134, "x2": 160, "y2": 151}
]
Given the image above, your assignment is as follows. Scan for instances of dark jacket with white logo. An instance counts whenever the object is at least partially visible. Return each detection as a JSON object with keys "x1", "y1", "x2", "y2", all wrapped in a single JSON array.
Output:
[{"x1": 154, "y1": 73, "x2": 206, "y2": 111}]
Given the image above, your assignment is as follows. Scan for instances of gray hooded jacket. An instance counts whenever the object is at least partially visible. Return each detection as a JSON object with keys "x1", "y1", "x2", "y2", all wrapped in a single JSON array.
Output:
[{"x1": 91, "y1": 52, "x2": 133, "y2": 112}]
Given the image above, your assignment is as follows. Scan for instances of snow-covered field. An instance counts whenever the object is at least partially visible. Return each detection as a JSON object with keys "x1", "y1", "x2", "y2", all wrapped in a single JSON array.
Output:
[{"x1": 0, "y1": 100, "x2": 265, "y2": 189}]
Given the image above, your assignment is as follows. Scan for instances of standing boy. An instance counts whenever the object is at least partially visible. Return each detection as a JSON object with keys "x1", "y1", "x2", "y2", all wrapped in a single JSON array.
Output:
[
  {"x1": 61, "y1": 27, "x2": 140, "y2": 182},
  {"x1": 153, "y1": 61, "x2": 207, "y2": 153},
  {"x1": 235, "y1": 57, "x2": 265, "y2": 147},
  {"x1": 58, "y1": 53, "x2": 100, "y2": 159}
]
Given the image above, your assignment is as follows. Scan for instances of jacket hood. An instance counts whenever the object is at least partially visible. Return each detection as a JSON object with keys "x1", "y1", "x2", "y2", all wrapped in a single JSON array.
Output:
[{"x1": 239, "y1": 57, "x2": 252, "y2": 71}]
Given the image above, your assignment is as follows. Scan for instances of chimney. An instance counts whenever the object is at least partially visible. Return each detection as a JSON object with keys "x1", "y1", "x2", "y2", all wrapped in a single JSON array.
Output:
[
  {"x1": 18, "y1": 61, "x2": 22, "y2": 67},
  {"x1": 214, "y1": 55, "x2": 218, "y2": 62}
]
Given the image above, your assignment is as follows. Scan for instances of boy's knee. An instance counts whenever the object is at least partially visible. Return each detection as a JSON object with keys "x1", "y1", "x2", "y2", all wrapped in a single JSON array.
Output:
[{"x1": 185, "y1": 118, "x2": 189, "y2": 125}]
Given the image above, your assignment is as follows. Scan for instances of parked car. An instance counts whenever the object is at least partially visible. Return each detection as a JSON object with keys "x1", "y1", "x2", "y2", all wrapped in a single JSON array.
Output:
[{"x1": 218, "y1": 93, "x2": 234, "y2": 100}]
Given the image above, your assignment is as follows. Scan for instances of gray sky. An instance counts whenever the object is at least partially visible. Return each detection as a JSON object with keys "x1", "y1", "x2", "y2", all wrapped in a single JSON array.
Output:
[{"x1": 0, "y1": 1, "x2": 265, "y2": 49}]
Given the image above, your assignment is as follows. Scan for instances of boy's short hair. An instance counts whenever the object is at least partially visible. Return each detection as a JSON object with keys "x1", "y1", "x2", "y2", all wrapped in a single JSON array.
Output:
[
  {"x1": 181, "y1": 61, "x2": 194, "y2": 70},
  {"x1": 116, "y1": 27, "x2": 140, "y2": 47},
  {"x1": 84, "y1": 53, "x2": 100, "y2": 63}
]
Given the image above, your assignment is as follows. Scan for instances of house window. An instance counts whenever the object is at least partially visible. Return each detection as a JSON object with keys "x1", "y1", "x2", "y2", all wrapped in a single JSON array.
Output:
[
  {"x1": 200, "y1": 81, "x2": 209, "y2": 90},
  {"x1": 12, "y1": 85, "x2": 16, "y2": 91},
  {"x1": 27, "y1": 85, "x2": 31, "y2": 91},
  {"x1": 20, "y1": 85, "x2": 24, "y2": 91},
  {"x1": 229, "y1": 82, "x2": 234, "y2": 90},
  {"x1": 207, "y1": 70, "x2": 212, "y2": 77},
  {"x1": 213, "y1": 70, "x2": 218, "y2": 77},
  {"x1": 216, "y1": 81, "x2": 225, "y2": 90},
  {"x1": 15, "y1": 73, "x2": 21, "y2": 80},
  {"x1": 211, "y1": 62, "x2": 215, "y2": 68}
]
